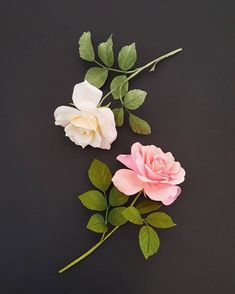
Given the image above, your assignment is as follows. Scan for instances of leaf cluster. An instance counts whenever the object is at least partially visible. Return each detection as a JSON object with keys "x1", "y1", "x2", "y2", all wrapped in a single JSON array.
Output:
[
  {"x1": 78, "y1": 159, "x2": 176, "y2": 260},
  {"x1": 78, "y1": 32, "x2": 151, "y2": 135},
  {"x1": 78, "y1": 159, "x2": 129, "y2": 233}
]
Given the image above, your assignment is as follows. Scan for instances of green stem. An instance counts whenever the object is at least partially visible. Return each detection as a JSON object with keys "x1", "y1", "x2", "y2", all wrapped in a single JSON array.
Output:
[
  {"x1": 94, "y1": 60, "x2": 136, "y2": 74},
  {"x1": 58, "y1": 226, "x2": 119, "y2": 273},
  {"x1": 100, "y1": 192, "x2": 109, "y2": 241},
  {"x1": 98, "y1": 48, "x2": 182, "y2": 106},
  {"x1": 100, "y1": 232, "x2": 105, "y2": 242},
  {"x1": 131, "y1": 191, "x2": 142, "y2": 206},
  {"x1": 100, "y1": 205, "x2": 110, "y2": 241},
  {"x1": 104, "y1": 205, "x2": 110, "y2": 223},
  {"x1": 58, "y1": 190, "x2": 142, "y2": 273}
]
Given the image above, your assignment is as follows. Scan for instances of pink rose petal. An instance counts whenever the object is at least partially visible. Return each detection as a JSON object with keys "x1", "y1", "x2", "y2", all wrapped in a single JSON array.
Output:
[
  {"x1": 144, "y1": 183, "x2": 181, "y2": 204},
  {"x1": 116, "y1": 155, "x2": 137, "y2": 171},
  {"x1": 112, "y1": 169, "x2": 144, "y2": 195}
]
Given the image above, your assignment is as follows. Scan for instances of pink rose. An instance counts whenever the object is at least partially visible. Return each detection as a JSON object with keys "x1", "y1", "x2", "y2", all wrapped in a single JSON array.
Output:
[{"x1": 112, "y1": 142, "x2": 185, "y2": 205}]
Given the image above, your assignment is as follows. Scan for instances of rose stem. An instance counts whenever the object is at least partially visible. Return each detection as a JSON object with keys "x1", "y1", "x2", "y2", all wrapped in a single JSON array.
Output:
[
  {"x1": 58, "y1": 191, "x2": 142, "y2": 273},
  {"x1": 98, "y1": 48, "x2": 182, "y2": 106}
]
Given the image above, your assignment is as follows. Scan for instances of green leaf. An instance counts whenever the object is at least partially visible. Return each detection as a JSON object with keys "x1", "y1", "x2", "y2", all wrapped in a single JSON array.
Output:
[
  {"x1": 110, "y1": 75, "x2": 129, "y2": 100},
  {"x1": 108, "y1": 207, "x2": 128, "y2": 226},
  {"x1": 79, "y1": 190, "x2": 107, "y2": 211},
  {"x1": 85, "y1": 67, "x2": 108, "y2": 88},
  {"x1": 136, "y1": 200, "x2": 162, "y2": 214},
  {"x1": 98, "y1": 35, "x2": 114, "y2": 67},
  {"x1": 78, "y1": 31, "x2": 95, "y2": 61},
  {"x1": 112, "y1": 108, "x2": 124, "y2": 127},
  {"x1": 88, "y1": 159, "x2": 112, "y2": 192},
  {"x1": 87, "y1": 214, "x2": 108, "y2": 233},
  {"x1": 109, "y1": 186, "x2": 129, "y2": 206},
  {"x1": 124, "y1": 89, "x2": 147, "y2": 110},
  {"x1": 139, "y1": 226, "x2": 160, "y2": 259},
  {"x1": 145, "y1": 212, "x2": 176, "y2": 228},
  {"x1": 118, "y1": 43, "x2": 137, "y2": 70},
  {"x1": 129, "y1": 113, "x2": 151, "y2": 135},
  {"x1": 122, "y1": 206, "x2": 143, "y2": 225}
]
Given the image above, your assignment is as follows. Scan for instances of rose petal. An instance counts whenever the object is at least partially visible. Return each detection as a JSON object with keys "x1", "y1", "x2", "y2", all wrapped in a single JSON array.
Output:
[
  {"x1": 169, "y1": 168, "x2": 186, "y2": 185},
  {"x1": 74, "y1": 133, "x2": 92, "y2": 148},
  {"x1": 137, "y1": 174, "x2": 153, "y2": 183},
  {"x1": 131, "y1": 143, "x2": 147, "y2": 177},
  {"x1": 89, "y1": 132, "x2": 102, "y2": 148},
  {"x1": 70, "y1": 112, "x2": 97, "y2": 130},
  {"x1": 99, "y1": 138, "x2": 111, "y2": 150},
  {"x1": 144, "y1": 183, "x2": 181, "y2": 205},
  {"x1": 135, "y1": 156, "x2": 147, "y2": 177},
  {"x1": 171, "y1": 161, "x2": 181, "y2": 173},
  {"x1": 72, "y1": 80, "x2": 102, "y2": 110},
  {"x1": 131, "y1": 142, "x2": 142, "y2": 154},
  {"x1": 96, "y1": 107, "x2": 117, "y2": 142},
  {"x1": 144, "y1": 164, "x2": 158, "y2": 181},
  {"x1": 162, "y1": 188, "x2": 181, "y2": 205},
  {"x1": 141, "y1": 145, "x2": 158, "y2": 163},
  {"x1": 54, "y1": 106, "x2": 80, "y2": 127},
  {"x1": 112, "y1": 169, "x2": 144, "y2": 195},
  {"x1": 116, "y1": 155, "x2": 137, "y2": 171},
  {"x1": 65, "y1": 124, "x2": 92, "y2": 148},
  {"x1": 64, "y1": 123, "x2": 76, "y2": 143}
]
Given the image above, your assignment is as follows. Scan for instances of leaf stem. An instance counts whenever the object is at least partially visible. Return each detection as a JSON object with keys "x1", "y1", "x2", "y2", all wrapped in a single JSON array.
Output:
[
  {"x1": 131, "y1": 190, "x2": 142, "y2": 206},
  {"x1": 98, "y1": 48, "x2": 182, "y2": 106},
  {"x1": 101, "y1": 205, "x2": 110, "y2": 241},
  {"x1": 58, "y1": 190, "x2": 142, "y2": 273},
  {"x1": 94, "y1": 60, "x2": 136, "y2": 74}
]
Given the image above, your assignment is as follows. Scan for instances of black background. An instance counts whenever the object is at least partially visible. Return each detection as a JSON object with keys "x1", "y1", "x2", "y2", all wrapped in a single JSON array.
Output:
[{"x1": 1, "y1": 0, "x2": 234, "y2": 293}]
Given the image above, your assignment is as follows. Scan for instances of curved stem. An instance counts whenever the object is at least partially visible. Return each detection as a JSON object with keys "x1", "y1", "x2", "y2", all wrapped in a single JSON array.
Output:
[
  {"x1": 58, "y1": 226, "x2": 119, "y2": 273},
  {"x1": 98, "y1": 48, "x2": 182, "y2": 106},
  {"x1": 58, "y1": 190, "x2": 142, "y2": 273}
]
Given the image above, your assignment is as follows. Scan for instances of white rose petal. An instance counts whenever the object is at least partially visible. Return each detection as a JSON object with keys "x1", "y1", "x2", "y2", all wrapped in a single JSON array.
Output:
[
  {"x1": 72, "y1": 80, "x2": 102, "y2": 110},
  {"x1": 96, "y1": 107, "x2": 117, "y2": 142},
  {"x1": 54, "y1": 106, "x2": 80, "y2": 127}
]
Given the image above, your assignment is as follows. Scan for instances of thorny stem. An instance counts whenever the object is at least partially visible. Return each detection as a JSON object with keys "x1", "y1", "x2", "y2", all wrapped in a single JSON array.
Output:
[
  {"x1": 58, "y1": 190, "x2": 143, "y2": 273},
  {"x1": 98, "y1": 48, "x2": 182, "y2": 107}
]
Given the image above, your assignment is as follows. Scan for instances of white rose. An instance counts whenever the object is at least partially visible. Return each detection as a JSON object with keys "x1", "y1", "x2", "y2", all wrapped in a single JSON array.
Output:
[{"x1": 54, "y1": 80, "x2": 117, "y2": 149}]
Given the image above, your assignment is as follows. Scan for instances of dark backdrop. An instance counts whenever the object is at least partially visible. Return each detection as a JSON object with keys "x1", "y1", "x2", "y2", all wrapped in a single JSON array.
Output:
[{"x1": 1, "y1": 0, "x2": 234, "y2": 293}]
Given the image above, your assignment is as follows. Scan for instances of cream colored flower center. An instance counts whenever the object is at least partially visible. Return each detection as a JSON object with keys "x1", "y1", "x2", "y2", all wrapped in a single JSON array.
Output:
[
  {"x1": 70, "y1": 113, "x2": 99, "y2": 131},
  {"x1": 77, "y1": 128, "x2": 91, "y2": 136}
]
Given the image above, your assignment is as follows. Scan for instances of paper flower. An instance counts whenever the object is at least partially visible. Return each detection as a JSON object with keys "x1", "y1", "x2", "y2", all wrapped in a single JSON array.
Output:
[
  {"x1": 112, "y1": 142, "x2": 185, "y2": 205},
  {"x1": 54, "y1": 80, "x2": 117, "y2": 149},
  {"x1": 54, "y1": 32, "x2": 183, "y2": 148},
  {"x1": 58, "y1": 153, "x2": 186, "y2": 273},
  {"x1": 54, "y1": 32, "x2": 185, "y2": 273}
]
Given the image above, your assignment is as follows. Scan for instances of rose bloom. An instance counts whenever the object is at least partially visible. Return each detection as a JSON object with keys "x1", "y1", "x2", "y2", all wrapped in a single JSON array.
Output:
[
  {"x1": 54, "y1": 81, "x2": 117, "y2": 149},
  {"x1": 112, "y1": 142, "x2": 186, "y2": 205}
]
